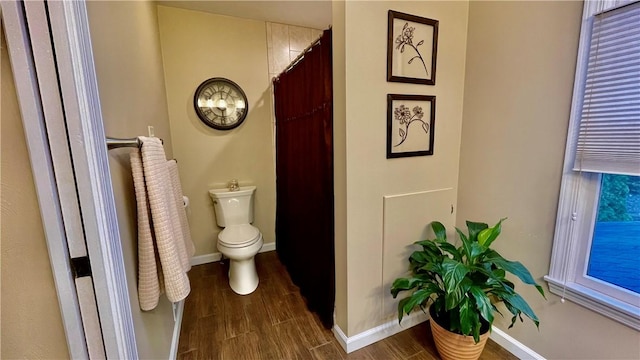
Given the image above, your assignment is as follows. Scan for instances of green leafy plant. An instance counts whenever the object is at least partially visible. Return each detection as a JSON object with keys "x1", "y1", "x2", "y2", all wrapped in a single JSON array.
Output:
[{"x1": 390, "y1": 219, "x2": 545, "y2": 343}]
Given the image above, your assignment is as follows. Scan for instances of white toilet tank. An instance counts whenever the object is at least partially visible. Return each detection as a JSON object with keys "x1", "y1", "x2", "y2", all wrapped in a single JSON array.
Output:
[{"x1": 209, "y1": 186, "x2": 255, "y2": 227}]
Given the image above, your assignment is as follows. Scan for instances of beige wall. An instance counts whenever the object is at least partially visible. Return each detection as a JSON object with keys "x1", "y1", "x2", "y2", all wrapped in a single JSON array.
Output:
[
  {"x1": 157, "y1": 6, "x2": 276, "y2": 256},
  {"x1": 458, "y1": 1, "x2": 640, "y2": 358},
  {"x1": 0, "y1": 28, "x2": 69, "y2": 359},
  {"x1": 339, "y1": 1, "x2": 469, "y2": 336},
  {"x1": 332, "y1": 0, "x2": 349, "y2": 335},
  {"x1": 86, "y1": 2, "x2": 177, "y2": 358},
  {"x1": 12, "y1": 1, "x2": 636, "y2": 357}
]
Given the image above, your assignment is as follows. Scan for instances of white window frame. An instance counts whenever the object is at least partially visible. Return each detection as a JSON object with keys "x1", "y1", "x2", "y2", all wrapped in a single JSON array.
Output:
[{"x1": 546, "y1": 0, "x2": 640, "y2": 330}]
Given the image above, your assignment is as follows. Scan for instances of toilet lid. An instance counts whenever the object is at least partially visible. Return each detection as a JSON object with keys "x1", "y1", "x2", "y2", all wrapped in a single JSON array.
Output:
[{"x1": 218, "y1": 224, "x2": 261, "y2": 248}]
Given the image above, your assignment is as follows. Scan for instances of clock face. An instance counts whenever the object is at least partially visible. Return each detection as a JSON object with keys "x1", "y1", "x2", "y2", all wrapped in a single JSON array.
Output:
[{"x1": 194, "y1": 78, "x2": 248, "y2": 130}]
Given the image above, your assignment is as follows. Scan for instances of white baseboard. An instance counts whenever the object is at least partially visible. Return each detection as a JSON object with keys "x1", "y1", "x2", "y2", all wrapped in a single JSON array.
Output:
[
  {"x1": 169, "y1": 300, "x2": 185, "y2": 360},
  {"x1": 190, "y1": 252, "x2": 222, "y2": 266},
  {"x1": 332, "y1": 311, "x2": 428, "y2": 353},
  {"x1": 261, "y1": 241, "x2": 276, "y2": 253},
  {"x1": 489, "y1": 326, "x2": 545, "y2": 360},
  {"x1": 332, "y1": 312, "x2": 545, "y2": 360},
  {"x1": 190, "y1": 241, "x2": 276, "y2": 266}
]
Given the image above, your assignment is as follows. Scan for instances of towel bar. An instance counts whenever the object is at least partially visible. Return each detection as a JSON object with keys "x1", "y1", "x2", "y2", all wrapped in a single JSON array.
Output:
[{"x1": 106, "y1": 137, "x2": 140, "y2": 150}]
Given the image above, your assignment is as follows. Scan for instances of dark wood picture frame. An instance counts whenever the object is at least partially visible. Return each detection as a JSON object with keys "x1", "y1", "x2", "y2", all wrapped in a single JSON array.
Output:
[
  {"x1": 387, "y1": 94, "x2": 436, "y2": 159},
  {"x1": 387, "y1": 10, "x2": 439, "y2": 85}
]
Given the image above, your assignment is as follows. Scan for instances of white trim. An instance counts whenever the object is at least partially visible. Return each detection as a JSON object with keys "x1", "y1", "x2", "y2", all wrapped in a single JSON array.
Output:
[
  {"x1": 22, "y1": 0, "x2": 88, "y2": 259},
  {"x1": 332, "y1": 311, "x2": 428, "y2": 353},
  {"x1": 46, "y1": 1, "x2": 138, "y2": 357},
  {"x1": 75, "y1": 277, "x2": 107, "y2": 358},
  {"x1": 169, "y1": 300, "x2": 185, "y2": 360},
  {"x1": 382, "y1": 187, "x2": 454, "y2": 200},
  {"x1": 1, "y1": 2, "x2": 89, "y2": 357},
  {"x1": 545, "y1": 277, "x2": 640, "y2": 330},
  {"x1": 190, "y1": 242, "x2": 276, "y2": 266},
  {"x1": 332, "y1": 325, "x2": 349, "y2": 351},
  {"x1": 190, "y1": 253, "x2": 223, "y2": 266},
  {"x1": 261, "y1": 241, "x2": 277, "y2": 253},
  {"x1": 332, "y1": 312, "x2": 546, "y2": 359},
  {"x1": 489, "y1": 327, "x2": 546, "y2": 360},
  {"x1": 546, "y1": 0, "x2": 640, "y2": 330}
]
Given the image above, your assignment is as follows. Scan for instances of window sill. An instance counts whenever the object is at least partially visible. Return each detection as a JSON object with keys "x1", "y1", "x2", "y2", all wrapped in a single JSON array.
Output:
[{"x1": 544, "y1": 276, "x2": 640, "y2": 330}]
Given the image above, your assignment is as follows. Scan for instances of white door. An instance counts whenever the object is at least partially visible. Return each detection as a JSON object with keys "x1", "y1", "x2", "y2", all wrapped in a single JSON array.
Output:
[{"x1": 2, "y1": 1, "x2": 136, "y2": 358}]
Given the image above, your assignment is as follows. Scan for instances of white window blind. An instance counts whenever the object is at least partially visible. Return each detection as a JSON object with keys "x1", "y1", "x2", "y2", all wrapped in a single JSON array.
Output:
[{"x1": 573, "y1": 1, "x2": 640, "y2": 176}]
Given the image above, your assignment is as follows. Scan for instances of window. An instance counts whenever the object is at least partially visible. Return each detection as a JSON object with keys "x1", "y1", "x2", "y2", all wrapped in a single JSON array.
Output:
[
  {"x1": 546, "y1": 0, "x2": 640, "y2": 330},
  {"x1": 586, "y1": 174, "x2": 640, "y2": 295}
]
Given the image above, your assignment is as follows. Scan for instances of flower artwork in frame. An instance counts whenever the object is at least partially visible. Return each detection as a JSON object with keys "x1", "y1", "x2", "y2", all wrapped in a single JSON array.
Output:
[
  {"x1": 387, "y1": 94, "x2": 435, "y2": 159},
  {"x1": 387, "y1": 10, "x2": 438, "y2": 85}
]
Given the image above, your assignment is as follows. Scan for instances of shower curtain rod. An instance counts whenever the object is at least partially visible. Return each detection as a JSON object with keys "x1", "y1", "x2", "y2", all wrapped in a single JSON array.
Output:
[{"x1": 279, "y1": 32, "x2": 324, "y2": 76}]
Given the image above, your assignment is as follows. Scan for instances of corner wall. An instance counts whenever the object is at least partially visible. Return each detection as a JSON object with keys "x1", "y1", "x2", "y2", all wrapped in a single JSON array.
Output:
[
  {"x1": 157, "y1": 6, "x2": 276, "y2": 256},
  {"x1": 86, "y1": 2, "x2": 177, "y2": 358},
  {"x1": 457, "y1": 1, "x2": 640, "y2": 358},
  {"x1": 1, "y1": 26, "x2": 69, "y2": 360},
  {"x1": 332, "y1": 0, "x2": 348, "y2": 333},
  {"x1": 341, "y1": 1, "x2": 469, "y2": 336}
]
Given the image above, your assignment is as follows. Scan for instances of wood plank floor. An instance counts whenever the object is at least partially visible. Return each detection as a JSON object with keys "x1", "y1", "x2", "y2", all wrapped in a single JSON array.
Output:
[{"x1": 177, "y1": 251, "x2": 516, "y2": 360}]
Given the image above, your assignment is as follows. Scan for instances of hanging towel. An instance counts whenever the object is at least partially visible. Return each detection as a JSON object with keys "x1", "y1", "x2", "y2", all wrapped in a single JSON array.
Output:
[
  {"x1": 168, "y1": 159, "x2": 196, "y2": 259},
  {"x1": 131, "y1": 136, "x2": 192, "y2": 311},
  {"x1": 131, "y1": 151, "x2": 160, "y2": 310}
]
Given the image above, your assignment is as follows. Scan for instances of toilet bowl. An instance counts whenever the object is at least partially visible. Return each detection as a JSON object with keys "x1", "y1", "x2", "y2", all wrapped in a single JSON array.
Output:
[{"x1": 209, "y1": 186, "x2": 263, "y2": 295}]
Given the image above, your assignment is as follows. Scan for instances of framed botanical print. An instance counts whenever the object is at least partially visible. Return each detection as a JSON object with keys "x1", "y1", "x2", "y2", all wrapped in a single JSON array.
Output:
[
  {"x1": 387, "y1": 10, "x2": 439, "y2": 85},
  {"x1": 387, "y1": 94, "x2": 436, "y2": 158}
]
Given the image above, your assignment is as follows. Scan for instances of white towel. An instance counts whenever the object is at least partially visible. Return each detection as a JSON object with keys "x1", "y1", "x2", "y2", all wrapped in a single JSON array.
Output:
[
  {"x1": 131, "y1": 151, "x2": 160, "y2": 310},
  {"x1": 168, "y1": 159, "x2": 196, "y2": 259},
  {"x1": 131, "y1": 136, "x2": 192, "y2": 310}
]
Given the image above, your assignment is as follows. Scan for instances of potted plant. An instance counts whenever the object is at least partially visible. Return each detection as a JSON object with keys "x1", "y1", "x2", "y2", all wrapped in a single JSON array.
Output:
[{"x1": 390, "y1": 219, "x2": 545, "y2": 360}]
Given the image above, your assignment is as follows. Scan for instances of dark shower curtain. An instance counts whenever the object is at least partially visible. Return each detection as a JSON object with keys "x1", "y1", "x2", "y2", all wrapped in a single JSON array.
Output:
[{"x1": 273, "y1": 29, "x2": 334, "y2": 328}]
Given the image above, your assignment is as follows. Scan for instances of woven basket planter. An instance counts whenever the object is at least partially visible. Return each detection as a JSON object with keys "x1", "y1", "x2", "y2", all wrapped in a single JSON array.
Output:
[{"x1": 429, "y1": 307, "x2": 490, "y2": 360}]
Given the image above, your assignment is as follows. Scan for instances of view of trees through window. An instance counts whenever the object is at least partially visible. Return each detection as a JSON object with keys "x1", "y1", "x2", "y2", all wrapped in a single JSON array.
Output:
[{"x1": 587, "y1": 174, "x2": 640, "y2": 294}]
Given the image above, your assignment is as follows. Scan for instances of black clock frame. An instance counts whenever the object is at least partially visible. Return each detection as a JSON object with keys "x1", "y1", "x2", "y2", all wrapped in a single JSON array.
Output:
[{"x1": 193, "y1": 77, "x2": 249, "y2": 130}]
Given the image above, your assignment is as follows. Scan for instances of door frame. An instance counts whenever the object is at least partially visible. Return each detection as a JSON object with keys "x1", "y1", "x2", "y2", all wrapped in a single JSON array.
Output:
[{"x1": 2, "y1": 1, "x2": 137, "y2": 358}]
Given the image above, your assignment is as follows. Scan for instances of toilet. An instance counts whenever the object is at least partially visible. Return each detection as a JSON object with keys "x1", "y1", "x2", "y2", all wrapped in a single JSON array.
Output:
[{"x1": 209, "y1": 185, "x2": 263, "y2": 295}]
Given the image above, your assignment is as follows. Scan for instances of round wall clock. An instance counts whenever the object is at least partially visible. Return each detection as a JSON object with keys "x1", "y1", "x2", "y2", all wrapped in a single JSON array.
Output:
[{"x1": 194, "y1": 77, "x2": 248, "y2": 130}]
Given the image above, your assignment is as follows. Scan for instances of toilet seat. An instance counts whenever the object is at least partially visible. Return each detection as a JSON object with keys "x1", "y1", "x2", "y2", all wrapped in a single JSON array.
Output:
[{"x1": 218, "y1": 224, "x2": 261, "y2": 248}]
